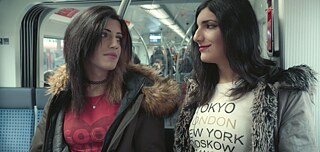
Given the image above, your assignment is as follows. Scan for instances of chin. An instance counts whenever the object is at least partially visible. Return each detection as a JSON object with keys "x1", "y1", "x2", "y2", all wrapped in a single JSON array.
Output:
[
  {"x1": 107, "y1": 66, "x2": 117, "y2": 71},
  {"x1": 200, "y1": 56, "x2": 211, "y2": 63},
  {"x1": 200, "y1": 55, "x2": 219, "y2": 64},
  {"x1": 103, "y1": 65, "x2": 117, "y2": 71}
]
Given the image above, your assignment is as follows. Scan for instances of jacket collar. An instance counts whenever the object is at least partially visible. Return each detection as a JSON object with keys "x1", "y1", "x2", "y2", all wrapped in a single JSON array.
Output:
[
  {"x1": 273, "y1": 65, "x2": 317, "y2": 93},
  {"x1": 47, "y1": 63, "x2": 180, "y2": 116}
]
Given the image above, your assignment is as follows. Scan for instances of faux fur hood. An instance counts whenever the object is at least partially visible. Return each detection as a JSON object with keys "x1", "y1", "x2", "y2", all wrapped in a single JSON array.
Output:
[
  {"x1": 47, "y1": 63, "x2": 180, "y2": 116},
  {"x1": 185, "y1": 65, "x2": 317, "y2": 104},
  {"x1": 275, "y1": 65, "x2": 317, "y2": 93}
]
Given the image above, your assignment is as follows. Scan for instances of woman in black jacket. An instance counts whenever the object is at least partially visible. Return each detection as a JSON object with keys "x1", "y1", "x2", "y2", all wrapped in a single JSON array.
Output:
[{"x1": 30, "y1": 5, "x2": 179, "y2": 152}]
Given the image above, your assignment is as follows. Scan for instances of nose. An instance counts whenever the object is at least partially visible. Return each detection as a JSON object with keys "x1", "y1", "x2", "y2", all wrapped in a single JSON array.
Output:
[
  {"x1": 110, "y1": 37, "x2": 120, "y2": 49},
  {"x1": 193, "y1": 28, "x2": 203, "y2": 43}
]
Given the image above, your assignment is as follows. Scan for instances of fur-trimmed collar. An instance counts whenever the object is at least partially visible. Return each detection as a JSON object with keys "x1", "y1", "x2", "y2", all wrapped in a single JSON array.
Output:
[
  {"x1": 47, "y1": 63, "x2": 180, "y2": 116},
  {"x1": 184, "y1": 65, "x2": 317, "y2": 105},
  {"x1": 275, "y1": 65, "x2": 317, "y2": 93}
]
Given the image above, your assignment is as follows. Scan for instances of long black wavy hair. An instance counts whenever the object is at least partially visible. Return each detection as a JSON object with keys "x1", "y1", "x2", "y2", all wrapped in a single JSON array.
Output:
[
  {"x1": 63, "y1": 5, "x2": 132, "y2": 113},
  {"x1": 190, "y1": 0, "x2": 276, "y2": 105}
]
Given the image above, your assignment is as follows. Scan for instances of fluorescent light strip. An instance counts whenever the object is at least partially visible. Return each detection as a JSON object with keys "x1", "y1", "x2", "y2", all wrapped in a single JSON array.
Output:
[
  {"x1": 146, "y1": 9, "x2": 169, "y2": 19},
  {"x1": 140, "y1": 5, "x2": 185, "y2": 38},
  {"x1": 140, "y1": 4, "x2": 160, "y2": 9},
  {"x1": 160, "y1": 18, "x2": 174, "y2": 25}
]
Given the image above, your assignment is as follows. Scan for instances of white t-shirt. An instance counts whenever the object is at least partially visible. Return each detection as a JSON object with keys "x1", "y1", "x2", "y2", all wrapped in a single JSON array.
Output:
[{"x1": 189, "y1": 82, "x2": 254, "y2": 152}]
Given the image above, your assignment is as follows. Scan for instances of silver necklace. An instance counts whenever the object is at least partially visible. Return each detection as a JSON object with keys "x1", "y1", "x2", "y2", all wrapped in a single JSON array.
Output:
[{"x1": 91, "y1": 96, "x2": 103, "y2": 109}]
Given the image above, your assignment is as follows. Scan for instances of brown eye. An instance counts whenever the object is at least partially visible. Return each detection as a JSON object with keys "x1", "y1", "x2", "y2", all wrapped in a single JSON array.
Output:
[
  {"x1": 116, "y1": 36, "x2": 122, "y2": 42},
  {"x1": 101, "y1": 32, "x2": 108, "y2": 38},
  {"x1": 207, "y1": 24, "x2": 218, "y2": 29}
]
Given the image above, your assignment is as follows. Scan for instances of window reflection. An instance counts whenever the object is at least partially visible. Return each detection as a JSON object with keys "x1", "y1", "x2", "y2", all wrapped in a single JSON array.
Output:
[
  {"x1": 42, "y1": 37, "x2": 64, "y2": 86},
  {"x1": 43, "y1": 37, "x2": 64, "y2": 72}
]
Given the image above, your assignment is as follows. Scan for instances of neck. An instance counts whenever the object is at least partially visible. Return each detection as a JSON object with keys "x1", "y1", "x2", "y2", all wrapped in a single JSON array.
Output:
[
  {"x1": 85, "y1": 72, "x2": 109, "y2": 85},
  {"x1": 218, "y1": 63, "x2": 238, "y2": 84},
  {"x1": 86, "y1": 78, "x2": 108, "y2": 85},
  {"x1": 84, "y1": 63, "x2": 109, "y2": 84},
  {"x1": 86, "y1": 85, "x2": 105, "y2": 96}
]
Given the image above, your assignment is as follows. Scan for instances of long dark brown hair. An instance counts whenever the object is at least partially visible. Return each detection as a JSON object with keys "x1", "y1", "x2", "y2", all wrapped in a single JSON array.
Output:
[
  {"x1": 63, "y1": 5, "x2": 132, "y2": 113},
  {"x1": 191, "y1": 0, "x2": 276, "y2": 105}
]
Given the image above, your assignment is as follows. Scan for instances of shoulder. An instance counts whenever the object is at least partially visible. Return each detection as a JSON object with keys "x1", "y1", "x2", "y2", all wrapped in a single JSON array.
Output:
[
  {"x1": 271, "y1": 65, "x2": 317, "y2": 117},
  {"x1": 126, "y1": 64, "x2": 180, "y2": 116},
  {"x1": 47, "y1": 64, "x2": 68, "y2": 95},
  {"x1": 268, "y1": 65, "x2": 317, "y2": 93}
]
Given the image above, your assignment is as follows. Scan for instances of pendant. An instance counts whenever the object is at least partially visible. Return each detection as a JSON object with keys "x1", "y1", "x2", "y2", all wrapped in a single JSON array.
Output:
[{"x1": 93, "y1": 105, "x2": 96, "y2": 109}]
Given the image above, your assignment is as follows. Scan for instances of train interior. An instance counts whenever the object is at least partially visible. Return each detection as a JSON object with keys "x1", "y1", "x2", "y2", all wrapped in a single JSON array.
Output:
[{"x1": 0, "y1": 0, "x2": 319, "y2": 151}]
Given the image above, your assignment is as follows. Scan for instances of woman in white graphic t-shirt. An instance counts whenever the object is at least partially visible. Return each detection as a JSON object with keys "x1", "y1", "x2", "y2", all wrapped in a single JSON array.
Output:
[{"x1": 174, "y1": 0, "x2": 318, "y2": 151}]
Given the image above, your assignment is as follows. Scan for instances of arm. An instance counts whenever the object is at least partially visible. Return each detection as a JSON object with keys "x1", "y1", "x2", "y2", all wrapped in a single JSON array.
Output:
[{"x1": 277, "y1": 90, "x2": 318, "y2": 151}]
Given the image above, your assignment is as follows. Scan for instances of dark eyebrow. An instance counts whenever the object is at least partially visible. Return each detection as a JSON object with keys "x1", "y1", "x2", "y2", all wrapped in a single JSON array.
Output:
[
  {"x1": 200, "y1": 20, "x2": 218, "y2": 25},
  {"x1": 103, "y1": 28, "x2": 111, "y2": 32},
  {"x1": 103, "y1": 28, "x2": 122, "y2": 36}
]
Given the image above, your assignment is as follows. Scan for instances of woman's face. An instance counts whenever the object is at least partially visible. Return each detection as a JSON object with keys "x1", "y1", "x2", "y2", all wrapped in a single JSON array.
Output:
[
  {"x1": 193, "y1": 7, "x2": 226, "y2": 64},
  {"x1": 87, "y1": 19, "x2": 123, "y2": 72}
]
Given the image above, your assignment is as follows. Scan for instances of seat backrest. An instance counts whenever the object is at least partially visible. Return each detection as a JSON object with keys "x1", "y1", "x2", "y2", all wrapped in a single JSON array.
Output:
[
  {"x1": 0, "y1": 87, "x2": 33, "y2": 108},
  {"x1": 0, "y1": 87, "x2": 34, "y2": 151},
  {"x1": 35, "y1": 88, "x2": 49, "y2": 109},
  {"x1": 34, "y1": 88, "x2": 49, "y2": 128}
]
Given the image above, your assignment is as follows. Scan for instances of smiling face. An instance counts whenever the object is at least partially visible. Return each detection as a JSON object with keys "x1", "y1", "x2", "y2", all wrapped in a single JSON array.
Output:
[
  {"x1": 193, "y1": 7, "x2": 226, "y2": 65},
  {"x1": 86, "y1": 19, "x2": 123, "y2": 73}
]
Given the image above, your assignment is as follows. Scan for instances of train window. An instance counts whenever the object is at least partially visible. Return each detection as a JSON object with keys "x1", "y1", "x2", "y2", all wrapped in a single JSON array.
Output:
[
  {"x1": 43, "y1": 37, "x2": 64, "y2": 73},
  {"x1": 42, "y1": 37, "x2": 64, "y2": 87}
]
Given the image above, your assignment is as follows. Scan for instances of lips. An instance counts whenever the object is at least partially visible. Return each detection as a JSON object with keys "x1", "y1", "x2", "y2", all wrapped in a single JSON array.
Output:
[
  {"x1": 198, "y1": 44, "x2": 211, "y2": 52},
  {"x1": 104, "y1": 53, "x2": 118, "y2": 59}
]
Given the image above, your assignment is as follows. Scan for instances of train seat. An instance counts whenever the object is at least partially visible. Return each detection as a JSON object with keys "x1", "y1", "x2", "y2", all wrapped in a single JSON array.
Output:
[
  {"x1": 34, "y1": 88, "x2": 49, "y2": 130},
  {"x1": 0, "y1": 87, "x2": 34, "y2": 151}
]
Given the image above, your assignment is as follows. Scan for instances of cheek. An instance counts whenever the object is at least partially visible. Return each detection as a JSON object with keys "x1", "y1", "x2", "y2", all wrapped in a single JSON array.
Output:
[
  {"x1": 215, "y1": 32, "x2": 224, "y2": 46},
  {"x1": 206, "y1": 32, "x2": 219, "y2": 43},
  {"x1": 118, "y1": 47, "x2": 122, "y2": 58},
  {"x1": 95, "y1": 43, "x2": 105, "y2": 53},
  {"x1": 100, "y1": 42, "x2": 109, "y2": 49},
  {"x1": 209, "y1": 35, "x2": 224, "y2": 53}
]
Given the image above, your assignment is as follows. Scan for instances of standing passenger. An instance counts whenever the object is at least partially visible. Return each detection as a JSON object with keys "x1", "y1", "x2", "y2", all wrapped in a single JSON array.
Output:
[
  {"x1": 150, "y1": 47, "x2": 166, "y2": 75},
  {"x1": 30, "y1": 5, "x2": 179, "y2": 152},
  {"x1": 174, "y1": 0, "x2": 318, "y2": 151}
]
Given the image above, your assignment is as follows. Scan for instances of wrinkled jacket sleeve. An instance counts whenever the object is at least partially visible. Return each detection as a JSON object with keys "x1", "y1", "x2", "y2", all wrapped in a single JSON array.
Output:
[
  {"x1": 29, "y1": 97, "x2": 52, "y2": 152},
  {"x1": 277, "y1": 90, "x2": 318, "y2": 151}
]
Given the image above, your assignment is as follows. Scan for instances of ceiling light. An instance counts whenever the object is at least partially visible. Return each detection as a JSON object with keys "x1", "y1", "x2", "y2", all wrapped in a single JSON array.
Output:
[
  {"x1": 140, "y1": 4, "x2": 160, "y2": 9},
  {"x1": 160, "y1": 18, "x2": 174, "y2": 25},
  {"x1": 169, "y1": 24, "x2": 180, "y2": 30},
  {"x1": 145, "y1": 9, "x2": 169, "y2": 19},
  {"x1": 140, "y1": 5, "x2": 186, "y2": 39}
]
